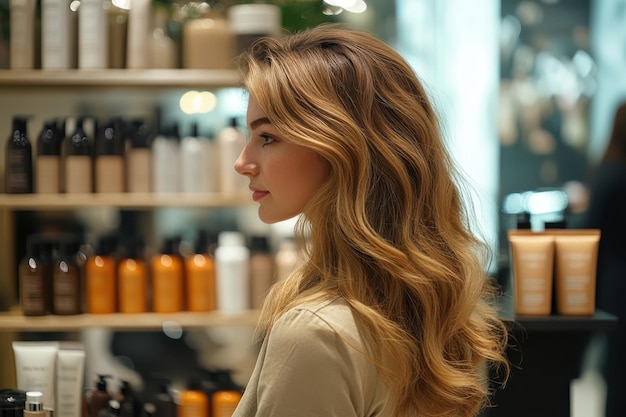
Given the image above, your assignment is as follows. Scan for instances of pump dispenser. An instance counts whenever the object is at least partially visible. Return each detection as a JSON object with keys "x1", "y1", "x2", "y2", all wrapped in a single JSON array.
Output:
[
  {"x1": 118, "y1": 381, "x2": 141, "y2": 417},
  {"x1": 5, "y1": 115, "x2": 33, "y2": 193},
  {"x1": 127, "y1": 119, "x2": 152, "y2": 193},
  {"x1": 83, "y1": 375, "x2": 112, "y2": 417}
]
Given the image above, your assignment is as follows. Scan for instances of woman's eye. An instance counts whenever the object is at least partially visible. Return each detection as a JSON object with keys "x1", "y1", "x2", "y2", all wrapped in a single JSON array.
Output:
[{"x1": 261, "y1": 134, "x2": 275, "y2": 147}]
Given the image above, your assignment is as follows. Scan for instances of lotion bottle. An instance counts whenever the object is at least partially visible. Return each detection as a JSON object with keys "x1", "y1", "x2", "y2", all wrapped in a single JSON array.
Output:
[
  {"x1": 83, "y1": 375, "x2": 113, "y2": 417},
  {"x1": 152, "y1": 124, "x2": 180, "y2": 193},
  {"x1": 64, "y1": 117, "x2": 93, "y2": 194},
  {"x1": 95, "y1": 118, "x2": 125, "y2": 193},
  {"x1": 118, "y1": 238, "x2": 148, "y2": 314},
  {"x1": 216, "y1": 118, "x2": 246, "y2": 194},
  {"x1": 24, "y1": 391, "x2": 45, "y2": 417},
  {"x1": 86, "y1": 235, "x2": 118, "y2": 314},
  {"x1": 177, "y1": 380, "x2": 209, "y2": 417},
  {"x1": 5, "y1": 115, "x2": 33, "y2": 194},
  {"x1": 152, "y1": 237, "x2": 184, "y2": 313},
  {"x1": 9, "y1": 0, "x2": 35, "y2": 69},
  {"x1": 211, "y1": 370, "x2": 242, "y2": 417},
  {"x1": 215, "y1": 231, "x2": 250, "y2": 313},
  {"x1": 125, "y1": 0, "x2": 150, "y2": 68},
  {"x1": 149, "y1": 5, "x2": 176, "y2": 69},
  {"x1": 78, "y1": 0, "x2": 108, "y2": 69},
  {"x1": 126, "y1": 119, "x2": 152, "y2": 193},
  {"x1": 180, "y1": 123, "x2": 212, "y2": 193},
  {"x1": 41, "y1": 0, "x2": 72, "y2": 69},
  {"x1": 185, "y1": 231, "x2": 216, "y2": 312},
  {"x1": 35, "y1": 120, "x2": 62, "y2": 194},
  {"x1": 19, "y1": 235, "x2": 53, "y2": 316}
]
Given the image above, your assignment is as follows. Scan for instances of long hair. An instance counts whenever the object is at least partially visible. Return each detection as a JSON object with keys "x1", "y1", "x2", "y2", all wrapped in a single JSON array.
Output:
[{"x1": 238, "y1": 24, "x2": 509, "y2": 417}]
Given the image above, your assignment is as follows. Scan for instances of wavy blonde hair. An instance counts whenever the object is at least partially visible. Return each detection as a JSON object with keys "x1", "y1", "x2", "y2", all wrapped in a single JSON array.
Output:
[{"x1": 239, "y1": 24, "x2": 509, "y2": 417}]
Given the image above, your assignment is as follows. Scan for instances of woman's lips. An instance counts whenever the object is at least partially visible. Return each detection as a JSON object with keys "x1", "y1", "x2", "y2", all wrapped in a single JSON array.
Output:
[{"x1": 252, "y1": 190, "x2": 269, "y2": 201}]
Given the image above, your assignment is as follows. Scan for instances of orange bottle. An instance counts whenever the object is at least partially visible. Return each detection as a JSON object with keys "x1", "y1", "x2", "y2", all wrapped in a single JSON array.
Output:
[
  {"x1": 118, "y1": 238, "x2": 148, "y2": 313},
  {"x1": 152, "y1": 237, "x2": 184, "y2": 313},
  {"x1": 178, "y1": 384, "x2": 209, "y2": 417},
  {"x1": 85, "y1": 235, "x2": 118, "y2": 314},
  {"x1": 212, "y1": 369, "x2": 243, "y2": 417},
  {"x1": 185, "y1": 231, "x2": 216, "y2": 312}
]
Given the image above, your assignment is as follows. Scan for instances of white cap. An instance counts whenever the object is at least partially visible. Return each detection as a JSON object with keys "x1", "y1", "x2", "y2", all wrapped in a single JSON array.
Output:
[
  {"x1": 26, "y1": 391, "x2": 44, "y2": 411},
  {"x1": 228, "y1": 4, "x2": 281, "y2": 35},
  {"x1": 218, "y1": 231, "x2": 246, "y2": 247}
]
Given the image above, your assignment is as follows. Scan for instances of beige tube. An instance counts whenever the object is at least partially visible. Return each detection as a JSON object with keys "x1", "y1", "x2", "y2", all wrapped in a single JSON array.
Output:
[
  {"x1": 508, "y1": 230, "x2": 555, "y2": 316},
  {"x1": 56, "y1": 342, "x2": 85, "y2": 417},
  {"x1": 552, "y1": 229, "x2": 600, "y2": 316}
]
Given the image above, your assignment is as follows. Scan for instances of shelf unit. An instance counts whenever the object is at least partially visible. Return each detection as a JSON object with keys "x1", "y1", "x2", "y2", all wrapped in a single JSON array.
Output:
[{"x1": 0, "y1": 69, "x2": 251, "y2": 388}]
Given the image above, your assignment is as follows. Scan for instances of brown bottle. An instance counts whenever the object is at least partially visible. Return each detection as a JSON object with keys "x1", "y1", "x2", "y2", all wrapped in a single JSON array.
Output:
[
  {"x1": 52, "y1": 235, "x2": 83, "y2": 315},
  {"x1": 5, "y1": 116, "x2": 33, "y2": 193},
  {"x1": 19, "y1": 235, "x2": 53, "y2": 316}
]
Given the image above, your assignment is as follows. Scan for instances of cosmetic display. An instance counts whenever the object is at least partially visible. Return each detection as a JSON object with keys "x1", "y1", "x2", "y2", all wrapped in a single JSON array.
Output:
[
  {"x1": 41, "y1": 0, "x2": 72, "y2": 69},
  {"x1": 126, "y1": 119, "x2": 152, "y2": 193},
  {"x1": 9, "y1": 0, "x2": 35, "y2": 69},
  {"x1": 55, "y1": 343, "x2": 85, "y2": 417}
]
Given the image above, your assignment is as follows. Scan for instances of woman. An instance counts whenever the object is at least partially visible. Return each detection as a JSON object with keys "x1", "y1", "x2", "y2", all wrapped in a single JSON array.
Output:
[
  {"x1": 583, "y1": 102, "x2": 626, "y2": 417},
  {"x1": 234, "y1": 24, "x2": 509, "y2": 417}
]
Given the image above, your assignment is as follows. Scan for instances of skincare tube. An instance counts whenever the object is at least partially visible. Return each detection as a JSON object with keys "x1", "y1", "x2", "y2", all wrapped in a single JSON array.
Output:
[
  {"x1": 56, "y1": 342, "x2": 86, "y2": 417},
  {"x1": 553, "y1": 229, "x2": 601, "y2": 316},
  {"x1": 12, "y1": 342, "x2": 59, "y2": 411},
  {"x1": 508, "y1": 230, "x2": 555, "y2": 316}
]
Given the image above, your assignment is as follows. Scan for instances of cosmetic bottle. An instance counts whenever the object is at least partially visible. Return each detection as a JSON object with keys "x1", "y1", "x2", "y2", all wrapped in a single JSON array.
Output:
[
  {"x1": 149, "y1": 5, "x2": 176, "y2": 69},
  {"x1": 125, "y1": 0, "x2": 150, "y2": 68},
  {"x1": 180, "y1": 123, "x2": 211, "y2": 194},
  {"x1": 95, "y1": 118, "x2": 125, "y2": 193},
  {"x1": 5, "y1": 115, "x2": 33, "y2": 194},
  {"x1": 83, "y1": 375, "x2": 112, "y2": 417},
  {"x1": 152, "y1": 124, "x2": 180, "y2": 193},
  {"x1": 52, "y1": 235, "x2": 83, "y2": 315},
  {"x1": 211, "y1": 370, "x2": 242, "y2": 417},
  {"x1": 215, "y1": 231, "x2": 250, "y2": 313},
  {"x1": 98, "y1": 400, "x2": 120, "y2": 417},
  {"x1": 126, "y1": 119, "x2": 152, "y2": 193},
  {"x1": 118, "y1": 238, "x2": 148, "y2": 314},
  {"x1": 183, "y1": 2, "x2": 234, "y2": 70},
  {"x1": 150, "y1": 379, "x2": 175, "y2": 417},
  {"x1": 216, "y1": 117, "x2": 246, "y2": 194},
  {"x1": 9, "y1": 0, "x2": 35, "y2": 69},
  {"x1": 152, "y1": 237, "x2": 184, "y2": 313},
  {"x1": 185, "y1": 231, "x2": 216, "y2": 312},
  {"x1": 118, "y1": 381, "x2": 141, "y2": 417},
  {"x1": 35, "y1": 120, "x2": 62, "y2": 194},
  {"x1": 86, "y1": 234, "x2": 118, "y2": 314},
  {"x1": 19, "y1": 235, "x2": 53, "y2": 316},
  {"x1": 24, "y1": 391, "x2": 45, "y2": 417},
  {"x1": 228, "y1": 3, "x2": 281, "y2": 56},
  {"x1": 107, "y1": 1, "x2": 128, "y2": 69},
  {"x1": 177, "y1": 380, "x2": 208, "y2": 417},
  {"x1": 64, "y1": 117, "x2": 93, "y2": 194},
  {"x1": 41, "y1": 0, "x2": 72, "y2": 69},
  {"x1": 249, "y1": 235, "x2": 273, "y2": 309},
  {"x1": 78, "y1": 0, "x2": 107, "y2": 69}
]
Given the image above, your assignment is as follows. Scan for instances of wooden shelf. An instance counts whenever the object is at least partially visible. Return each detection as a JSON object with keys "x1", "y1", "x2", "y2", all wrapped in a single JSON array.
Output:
[
  {"x1": 0, "y1": 69, "x2": 241, "y2": 89},
  {"x1": 0, "y1": 193, "x2": 252, "y2": 210},
  {"x1": 0, "y1": 310, "x2": 260, "y2": 332}
]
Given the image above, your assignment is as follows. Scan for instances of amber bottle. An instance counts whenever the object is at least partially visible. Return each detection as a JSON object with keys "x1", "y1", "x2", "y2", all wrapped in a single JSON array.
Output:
[
  {"x1": 19, "y1": 234, "x2": 53, "y2": 316},
  {"x1": 185, "y1": 231, "x2": 215, "y2": 312},
  {"x1": 118, "y1": 238, "x2": 148, "y2": 314},
  {"x1": 86, "y1": 235, "x2": 118, "y2": 314},
  {"x1": 152, "y1": 237, "x2": 184, "y2": 313}
]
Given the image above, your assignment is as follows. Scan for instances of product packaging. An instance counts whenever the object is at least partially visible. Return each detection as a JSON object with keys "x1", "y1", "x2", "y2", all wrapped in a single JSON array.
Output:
[
  {"x1": 228, "y1": 3, "x2": 281, "y2": 56},
  {"x1": 56, "y1": 342, "x2": 85, "y2": 417},
  {"x1": 508, "y1": 230, "x2": 555, "y2": 316},
  {"x1": 5, "y1": 115, "x2": 33, "y2": 194},
  {"x1": 19, "y1": 235, "x2": 54, "y2": 316},
  {"x1": 12, "y1": 342, "x2": 58, "y2": 411},
  {"x1": 35, "y1": 120, "x2": 62, "y2": 194},
  {"x1": 185, "y1": 231, "x2": 216, "y2": 312},
  {"x1": 215, "y1": 231, "x2": 250, "y2": 313},
  {"x1": 152, "y1": 237, "x2": 184, "y2": 313},
  {"x1": 85, "y1": 234, "x2": 118, "y2": 314}
]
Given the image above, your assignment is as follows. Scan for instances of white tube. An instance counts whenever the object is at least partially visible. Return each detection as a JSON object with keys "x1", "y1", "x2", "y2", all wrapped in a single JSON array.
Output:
[
  {"x1": 56, "y1": 342, "x2": 86, "y2": 417},
  {"x1": 12, "y1": 341, "x2": 59, "y2": 410}
]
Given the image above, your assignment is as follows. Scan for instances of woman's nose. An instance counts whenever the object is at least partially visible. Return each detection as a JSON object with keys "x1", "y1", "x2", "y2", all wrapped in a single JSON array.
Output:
[{"x1": 234, "y1": 146, "x2": 258, "y2": 177}]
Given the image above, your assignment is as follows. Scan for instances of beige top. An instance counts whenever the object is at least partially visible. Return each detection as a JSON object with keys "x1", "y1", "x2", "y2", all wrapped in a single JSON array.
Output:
[{"x1": 233, "y1": 297, "x2": 397, "y2": 417}]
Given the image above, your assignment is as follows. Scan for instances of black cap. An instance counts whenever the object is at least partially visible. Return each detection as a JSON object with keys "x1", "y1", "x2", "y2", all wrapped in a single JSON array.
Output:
[
  {"x1": 249, "y1": 235, "x2": 270, "y2": 253},
  {"x1": 96, "y1": 118, "x2": 125, "y2": 156},
  {"x1": 38, "y1": 121, "x2": 62, "y2": 156}
]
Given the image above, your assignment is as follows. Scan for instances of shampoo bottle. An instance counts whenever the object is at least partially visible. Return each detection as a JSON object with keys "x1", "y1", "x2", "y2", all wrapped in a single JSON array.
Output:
[
  {"x1": 35, "y1": 120, "x2": 62, "y2": 194},
  {"x1": 19, "y1": 235, "x2": 53, "y2": 316},
  {"x1": 41, "y1": 0, "x2": 72, "y2": 69},
  {"x1": 78, "y1": 0, "x2": 108, "y2": 69},
  {"x1": 249, "y1": 235, "x2": 273, "y2": 310},
  {"x1": 185, "y1": 231, "x2": 215, "y2": 312},
  {"x1": 126, "y1": 119, "x2": 152, "y2": 193},
  {"x1": 95, "y1": 118, "x2": 125, "y2": 193},
  {"x1": 177, "y1": 380, "x2": 209, "y2": 417},
  {"x1": 117, "y1": 238, "x2": 148, "y2": 314},
  {"x1": 216, "y1": 118, "x2": 246, "y2": 194},
  {"x1": 85, "y1": 234, "x2": 118, "y2": 314},
  {"x1": 211, "y1": 370, "x2": 242, "y2": 417},
  {"x1": 5, "y1": 115, "x2": 33, "y2": 193},
  {"x1": 9, "y1": 0, "x2": 35, "y2": 69},
  {"x1": 64, "y1": 117, "x2": 93, "y2": 194},
  {"x1": 152, "y1": 237, "x2": 184, "y2": 313},
  {"x1": 152, "y1": 124, "x2": 180, "y2": 193},
  {"x1": 215, "y1": 231, "x2": 250, "y2": 313},
  {"x1": 83, "y1": 375, "x2": 113, "y2": 417},
  {"x1": 149, "y1": 5, "x2": 176, "y2": 69},
  {"x1": 52, "y1": 235, "x2": 83, "y2": 315},
  {"x1": 180, "y1": 123, "x2": 210, "y2": 194}
]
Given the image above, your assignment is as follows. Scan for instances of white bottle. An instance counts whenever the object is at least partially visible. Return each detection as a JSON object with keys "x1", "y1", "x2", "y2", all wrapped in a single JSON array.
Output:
[
  {"x1": 126, "y1": 0, "x2": 151, "y2": 68},
  {"x1": 152, "y1": 124, "x2": 180, "y2": 193},
  {"x1": 215, "y1": 231, "x2": 250, "y2": 313},
  {"x1": 78, "y1": 0, "x2": 108, "y2": 69},
  {"x1": 9, "y1": 0, "x2": 35, "y2": 69},
  {"x1": 216, "y1": 117, "x2": 247, "y2": 194},
  {"x1": 181, "y1": 123, "x2": 212, "y2": 193},
  {"x1": 42, "y1": 0, "x2": 72, "y2": 69}
]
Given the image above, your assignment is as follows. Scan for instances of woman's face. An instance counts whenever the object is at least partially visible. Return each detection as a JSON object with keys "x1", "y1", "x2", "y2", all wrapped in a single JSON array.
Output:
[{"x1": 235, "y1": 97, "x2": 331, "y2": 223}]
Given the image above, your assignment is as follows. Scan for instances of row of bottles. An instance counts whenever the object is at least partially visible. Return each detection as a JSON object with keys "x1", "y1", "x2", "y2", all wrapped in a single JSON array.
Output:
[
  {"x1": 8, "y1": 0, "x2": 281, "y2": 70},
  {"x1": 19, "y1": 231, "x2": 302, "y2": 316},
  {"x1": 3, "y1": 115, "x2": 247, "y2": 195}
]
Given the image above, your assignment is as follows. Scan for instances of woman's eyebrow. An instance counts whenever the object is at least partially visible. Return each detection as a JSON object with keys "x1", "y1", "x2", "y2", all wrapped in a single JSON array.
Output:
[{"x1": 249, "y1": 117, "x2": 272, "y2": 130}]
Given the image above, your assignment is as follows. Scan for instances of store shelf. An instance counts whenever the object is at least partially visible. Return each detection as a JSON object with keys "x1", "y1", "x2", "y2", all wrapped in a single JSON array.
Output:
[
  {"x1": 0, "y1": 310, "x2": 260, "y2": 332},
  {"x1": 0, "y1": 193, "x2": 252, "y2": 210},
  {"x1": 0, "y1": 69, "x2": 241, "y2": 89}
]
